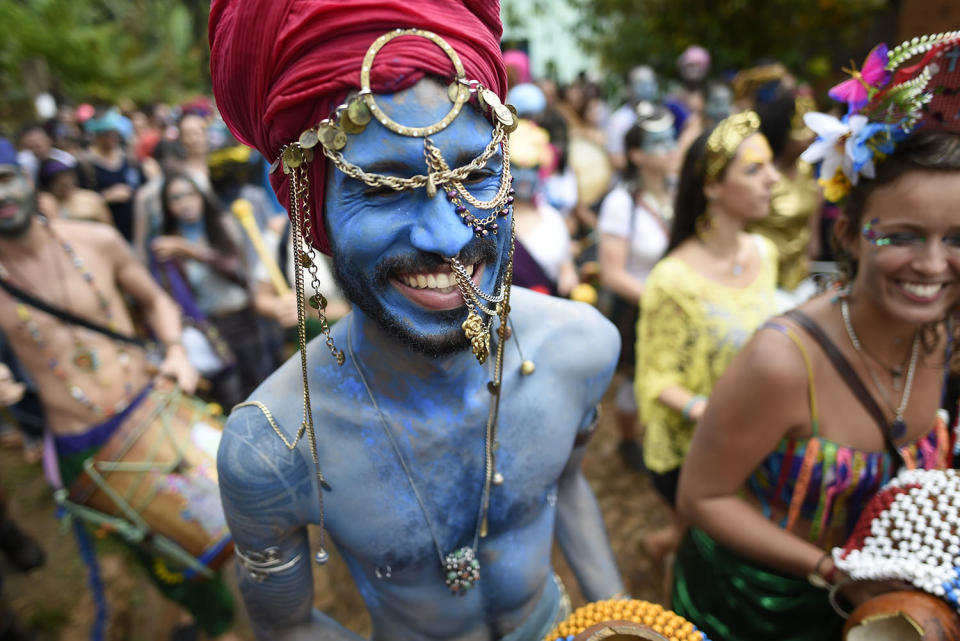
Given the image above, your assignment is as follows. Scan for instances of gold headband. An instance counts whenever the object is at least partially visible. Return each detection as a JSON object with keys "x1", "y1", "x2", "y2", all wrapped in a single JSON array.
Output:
[{"x1": 704, "y1": 110, "x2": 761, "y2": 179}]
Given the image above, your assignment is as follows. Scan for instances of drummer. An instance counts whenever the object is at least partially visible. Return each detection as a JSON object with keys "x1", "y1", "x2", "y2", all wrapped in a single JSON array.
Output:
[
  {"x1": 210, "y1": 0, "x2": 625, "y2": 638},
  {"x1": 0, "y1": 137, "x2": 238, "y2": 639}
]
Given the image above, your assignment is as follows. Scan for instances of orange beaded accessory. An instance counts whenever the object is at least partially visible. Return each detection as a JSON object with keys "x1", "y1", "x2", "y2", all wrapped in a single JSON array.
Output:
[{"x1": 543, "y1": 599, "x2": 709, "y2": 641}]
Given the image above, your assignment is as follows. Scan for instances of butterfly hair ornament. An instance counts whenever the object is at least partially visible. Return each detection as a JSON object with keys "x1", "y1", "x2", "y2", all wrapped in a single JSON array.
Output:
[{"x1": 801, "y1": 31, "x2": 960, "y2": 203}]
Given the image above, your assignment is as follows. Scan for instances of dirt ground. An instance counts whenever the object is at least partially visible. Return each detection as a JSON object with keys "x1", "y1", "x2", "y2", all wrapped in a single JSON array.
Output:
[{"x1": 0, "y1": 393, "x2": 668, "y2": 640}]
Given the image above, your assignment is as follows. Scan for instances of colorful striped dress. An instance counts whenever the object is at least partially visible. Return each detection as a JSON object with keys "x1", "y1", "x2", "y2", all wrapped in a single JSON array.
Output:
[{"x1": 672, "y1": 321, "x2": 953, "y2": 641}]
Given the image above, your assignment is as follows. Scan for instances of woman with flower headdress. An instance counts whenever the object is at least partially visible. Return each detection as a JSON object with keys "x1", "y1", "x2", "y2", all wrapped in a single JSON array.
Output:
[
  {"x1": 674, "y1": 33, "x2": 960, "y2": 641},
  {"x1": 635, "y1": 110, "x2": 781, "y2": 561}
]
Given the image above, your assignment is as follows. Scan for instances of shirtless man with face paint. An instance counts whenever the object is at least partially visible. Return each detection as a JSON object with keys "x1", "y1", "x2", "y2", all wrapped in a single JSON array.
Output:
[
  {"x1": 0, "y1": 138, "x2": 245, "y2": 639},
  {"x1": 210, "y1": 3, "x2": 625, "y2": 640}
]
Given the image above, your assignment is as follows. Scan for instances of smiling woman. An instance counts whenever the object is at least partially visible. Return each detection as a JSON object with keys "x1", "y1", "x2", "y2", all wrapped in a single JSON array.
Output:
[{"x1": 672, "y1": 33, "x2": 960, "y2": 641}]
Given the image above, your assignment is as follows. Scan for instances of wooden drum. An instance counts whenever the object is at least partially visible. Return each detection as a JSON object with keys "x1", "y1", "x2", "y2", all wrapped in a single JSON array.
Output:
[{"x1": 67, "y1": 385, "x2": 233, "y2": 578}]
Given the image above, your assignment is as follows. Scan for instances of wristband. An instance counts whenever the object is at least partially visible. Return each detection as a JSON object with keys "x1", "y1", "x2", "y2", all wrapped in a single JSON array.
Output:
[
  {"x1": 682, "y1": 395, "x2": 706, "y2": 421},
  {"x1": 807, "y1": 552, "x2": 838, "y2": 589}
]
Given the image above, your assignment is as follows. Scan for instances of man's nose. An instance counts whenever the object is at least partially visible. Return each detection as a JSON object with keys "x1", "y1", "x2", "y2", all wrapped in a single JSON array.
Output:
[{"x1": 409, "y1": 187, "x2": 475, "y2": 259}]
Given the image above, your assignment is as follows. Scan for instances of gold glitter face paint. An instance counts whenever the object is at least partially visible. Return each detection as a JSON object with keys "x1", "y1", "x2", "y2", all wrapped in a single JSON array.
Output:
[{"x1": 737, "y1": 134, "x2": 774, "y2": 168}]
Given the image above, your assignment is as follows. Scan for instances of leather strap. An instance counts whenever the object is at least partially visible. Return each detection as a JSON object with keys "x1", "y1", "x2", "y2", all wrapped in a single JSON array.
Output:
[
  {"x1": 0, "y1": 276, "x2": 146, "y2": 347},
  {"x1": 784, "y1": 309, "x2": 903, "y2": 467}
]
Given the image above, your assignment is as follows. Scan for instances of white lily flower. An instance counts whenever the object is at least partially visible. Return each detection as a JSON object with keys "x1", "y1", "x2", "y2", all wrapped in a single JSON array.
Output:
[{"x1": 800, "y1": 111, "x2": 852, "y2": 183}]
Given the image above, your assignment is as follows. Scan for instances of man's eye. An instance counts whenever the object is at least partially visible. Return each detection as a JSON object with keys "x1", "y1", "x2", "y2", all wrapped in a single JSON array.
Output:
[
  {"x1": 463, "y1": 169, "x2": 495, "y2": 185},
  {"x1": 363, "y1": 185, "x2": 398, "y2": 198}
]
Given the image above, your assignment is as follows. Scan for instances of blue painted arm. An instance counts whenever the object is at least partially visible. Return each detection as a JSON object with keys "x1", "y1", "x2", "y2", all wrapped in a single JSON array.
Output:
[
  {"x1": 218, "y1": 408, "x2": 366, "y2": 641},
  {"x1": 554, "y1": 419, "x2": 626, "y2": 602}
]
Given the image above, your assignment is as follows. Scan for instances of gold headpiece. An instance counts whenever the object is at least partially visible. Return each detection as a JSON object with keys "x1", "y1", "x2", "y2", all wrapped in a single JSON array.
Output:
[
  {"x1": 267, "y1": 28, "x2": 519, "y2": 369},
  {"x1": 704, "y1": 110, "x2": 761, "y2": 180}
]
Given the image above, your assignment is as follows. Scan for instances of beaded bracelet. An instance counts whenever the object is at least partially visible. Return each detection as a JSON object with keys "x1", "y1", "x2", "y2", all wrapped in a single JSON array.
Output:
[{"x1": 682, "y1": 395, "x2": 707, "y2": 421}]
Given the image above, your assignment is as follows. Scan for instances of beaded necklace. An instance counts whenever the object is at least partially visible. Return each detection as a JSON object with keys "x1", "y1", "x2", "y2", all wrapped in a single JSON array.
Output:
[{"x1": 0, "y1": 219, "x2": 134, "y2": 418}]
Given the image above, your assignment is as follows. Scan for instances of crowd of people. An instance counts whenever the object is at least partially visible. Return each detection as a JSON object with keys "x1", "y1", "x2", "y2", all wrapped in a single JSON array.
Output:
[{"x1": 1, "y1": 3, "x2": 960, "y2": 640}]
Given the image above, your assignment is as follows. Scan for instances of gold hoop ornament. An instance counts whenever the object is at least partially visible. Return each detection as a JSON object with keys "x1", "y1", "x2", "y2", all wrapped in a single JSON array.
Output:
[{"x1": 360, "y1": 28, "x2": 469, "y2": 138}]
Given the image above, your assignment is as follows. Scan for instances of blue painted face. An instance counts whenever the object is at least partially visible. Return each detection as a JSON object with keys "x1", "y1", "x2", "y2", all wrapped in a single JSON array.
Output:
[{"x1": 325, "y1": 78, "x2": 511, "y2": 356}]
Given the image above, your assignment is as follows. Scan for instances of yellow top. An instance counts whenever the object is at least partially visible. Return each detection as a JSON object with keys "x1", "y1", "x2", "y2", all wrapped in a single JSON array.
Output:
[{"x1": 636, "y1": 235, "x2": 779, "y2": 474}]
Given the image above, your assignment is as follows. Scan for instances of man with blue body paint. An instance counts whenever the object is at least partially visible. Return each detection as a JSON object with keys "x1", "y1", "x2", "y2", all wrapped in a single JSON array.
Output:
[{"x1": 210, "y1": 2, "x2": 626, "y2": 639}]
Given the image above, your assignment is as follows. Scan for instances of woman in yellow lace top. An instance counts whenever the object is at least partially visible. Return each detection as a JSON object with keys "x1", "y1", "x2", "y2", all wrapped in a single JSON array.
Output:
[{"x1": 636, "y1": 111, "x2": 780, "y2": 558}]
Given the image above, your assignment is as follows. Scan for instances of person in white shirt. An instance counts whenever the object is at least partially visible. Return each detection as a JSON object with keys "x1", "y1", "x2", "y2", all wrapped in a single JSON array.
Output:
[{"x1": 598, "y1": 107, "x2": 679, "y2": 470}]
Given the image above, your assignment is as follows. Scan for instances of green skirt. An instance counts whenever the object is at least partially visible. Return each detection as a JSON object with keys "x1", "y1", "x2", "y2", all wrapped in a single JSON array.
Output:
[{"x1": 672, "y1": 527, "x2": 843, "y2": 641}]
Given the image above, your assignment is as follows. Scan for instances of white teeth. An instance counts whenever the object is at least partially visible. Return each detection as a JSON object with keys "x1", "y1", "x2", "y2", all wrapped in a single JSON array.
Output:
[
  {"x1": 901, "y1": 282, "x2": 942, "y2": 298},
  {"x1": 398, "y1": 263, "x2": 480, "y2": 290},
  {"x1": 399, "y1": 269, "x2": 465, "y2": 291}
]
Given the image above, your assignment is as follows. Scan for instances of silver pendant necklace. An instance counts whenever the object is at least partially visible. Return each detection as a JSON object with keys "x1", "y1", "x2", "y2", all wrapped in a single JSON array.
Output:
[
  {"x1": 347, "y1": 322, "x2": 488, "y2": 595},
  {"x1": 840, "y1": 298, "x2": 920, "y2": 440}
]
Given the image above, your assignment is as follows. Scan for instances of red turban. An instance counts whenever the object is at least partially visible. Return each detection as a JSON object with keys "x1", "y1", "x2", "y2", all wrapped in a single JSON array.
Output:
[{"x1": 209, "y1": 0, "x2": 507, "y2": 254}]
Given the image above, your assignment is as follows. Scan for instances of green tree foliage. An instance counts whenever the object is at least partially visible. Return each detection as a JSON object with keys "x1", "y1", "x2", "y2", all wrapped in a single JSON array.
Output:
[
  {"x1": 0, "y1": 0, "x2": 209, "y2": 112},
  {"x1": 572, "y1": 0, "x2": 893, "y2": 83}
]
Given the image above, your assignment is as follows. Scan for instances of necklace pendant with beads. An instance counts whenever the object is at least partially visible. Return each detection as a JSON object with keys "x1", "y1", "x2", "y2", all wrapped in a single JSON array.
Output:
[{"x1": 443, "y1": 546, "x2": 480, "y2": 595}]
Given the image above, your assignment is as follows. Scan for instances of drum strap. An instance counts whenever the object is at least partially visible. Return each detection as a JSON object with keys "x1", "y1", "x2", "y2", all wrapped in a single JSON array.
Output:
[
  {"x1": 0, "y1": 276, "x2": 147, "y2": 347},
  {"x1": 784, "y1": 309, "x2": 904, "y2": 471}
]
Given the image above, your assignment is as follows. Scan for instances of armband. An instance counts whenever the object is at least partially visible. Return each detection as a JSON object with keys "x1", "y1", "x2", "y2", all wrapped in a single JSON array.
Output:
[{"x1": 236, "y1": 545, "x2": 303, "y2": 582}]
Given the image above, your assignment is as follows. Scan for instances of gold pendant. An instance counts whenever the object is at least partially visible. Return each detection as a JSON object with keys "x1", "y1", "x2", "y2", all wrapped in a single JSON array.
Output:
[{"x1": 462, "y1": 311, "x2": 489, "y2": 364}]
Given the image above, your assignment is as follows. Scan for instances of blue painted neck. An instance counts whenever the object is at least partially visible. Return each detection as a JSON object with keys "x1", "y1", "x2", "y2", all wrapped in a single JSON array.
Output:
[{"x1": 347, "y1": 310, "x2": 487, "y2": 383}]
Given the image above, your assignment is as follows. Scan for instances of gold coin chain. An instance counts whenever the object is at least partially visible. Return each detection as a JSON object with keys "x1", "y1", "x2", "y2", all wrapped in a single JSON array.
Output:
[{"x1": 318, "y1": 121, "x2": 505, "y2": 193}]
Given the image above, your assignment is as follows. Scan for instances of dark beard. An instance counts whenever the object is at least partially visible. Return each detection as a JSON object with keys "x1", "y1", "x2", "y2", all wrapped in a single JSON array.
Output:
[
  {"x1": 331, "y1": 235, "x2": 503, "y2": 358},
  {"x1": 0, "y1": 194, "x2": 36, "y2": 239}
]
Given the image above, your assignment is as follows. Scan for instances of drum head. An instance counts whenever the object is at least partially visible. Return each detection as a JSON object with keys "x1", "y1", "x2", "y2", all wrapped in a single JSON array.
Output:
[
  {"x1": 568, "y1": 136, "x2": 612, "y2": 207},
  {"x1": 845, "y1": 613, "x2": 922, "y2": 641},
  {"x1": 575, "y1": 621, "x2": 670, "y2": 641},
  {"x1": 843, "y1": 591, "x2": 960, "y2": 641}
]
